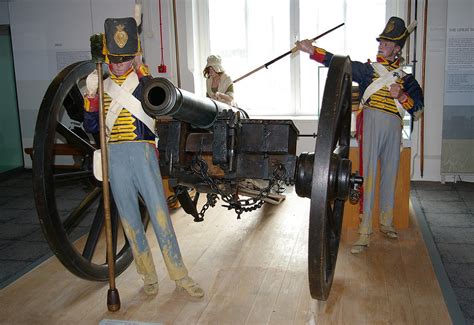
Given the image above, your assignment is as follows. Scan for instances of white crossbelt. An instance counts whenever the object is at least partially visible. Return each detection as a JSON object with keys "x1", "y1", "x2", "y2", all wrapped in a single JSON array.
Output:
[
  {"x1": 360, "y1": 62, "x2": 406, "y2": 118},
  {"x1": 103, "y1": 72, "x2": 156, "y2": 140}
]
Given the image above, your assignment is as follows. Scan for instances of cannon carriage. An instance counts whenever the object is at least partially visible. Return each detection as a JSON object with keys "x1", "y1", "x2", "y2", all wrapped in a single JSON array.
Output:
[{"x1": 32, "y1": 55, "x2": 361, "y2": 300}]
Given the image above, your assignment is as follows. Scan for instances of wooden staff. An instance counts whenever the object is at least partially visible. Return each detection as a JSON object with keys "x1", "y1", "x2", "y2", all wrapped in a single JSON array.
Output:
[
  {"x1": 233, "y1": 22, "x2": 344, "y2": 83},
  {"x1": 420, "y1": 0, "x2": 428, "y2": 178},
  {"x1": 172, "y1": 0, "x2": 181, "y2": 87},
  {"x1": 406, "y1": 0, "x2": 412, "y2": 65},
  {"x1": 97, "y1": 62, "x2": 120, "y2": 311}
]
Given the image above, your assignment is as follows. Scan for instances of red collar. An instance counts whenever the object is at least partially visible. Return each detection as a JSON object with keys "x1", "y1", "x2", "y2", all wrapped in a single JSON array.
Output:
[{"x1": 376, "y1": 55, "x2": 401, "y2": 68}]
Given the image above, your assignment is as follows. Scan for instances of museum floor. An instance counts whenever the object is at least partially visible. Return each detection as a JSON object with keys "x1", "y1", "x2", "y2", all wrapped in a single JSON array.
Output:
[{"x1": 0, "y1": 169, "x2": 472, "y2": 324}]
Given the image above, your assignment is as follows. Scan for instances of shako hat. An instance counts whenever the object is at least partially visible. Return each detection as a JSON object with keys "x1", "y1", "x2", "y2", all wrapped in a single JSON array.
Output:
[
  {"x1": 104, "y1": 17, "x2": 140, "y2": 63},
  {"x1": 376, "y1": 16, "x2": 409, "y2": 48}
]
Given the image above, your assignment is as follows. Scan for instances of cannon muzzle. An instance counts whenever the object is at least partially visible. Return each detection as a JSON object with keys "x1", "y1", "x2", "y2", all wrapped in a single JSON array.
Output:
[{"x1": 141, "y1": 77, "x2": 232, "y2": 129}]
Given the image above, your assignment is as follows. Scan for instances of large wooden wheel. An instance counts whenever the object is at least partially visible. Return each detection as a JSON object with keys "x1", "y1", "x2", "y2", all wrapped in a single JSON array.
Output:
[
  {"x1": 32, "y1": 61, "x2": 148, "y2": 281},
  {"x1": 295, "y1": 55, "x2": 353, "y2": 300},
  {"x1": 310, "y1": 55, "x2": 352, "y2": 300}
]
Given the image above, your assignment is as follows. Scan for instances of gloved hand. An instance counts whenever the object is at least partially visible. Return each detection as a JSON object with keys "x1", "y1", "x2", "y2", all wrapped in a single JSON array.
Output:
[{"x1": 85, "y1": 69, "x2": 99, "y2": 97}]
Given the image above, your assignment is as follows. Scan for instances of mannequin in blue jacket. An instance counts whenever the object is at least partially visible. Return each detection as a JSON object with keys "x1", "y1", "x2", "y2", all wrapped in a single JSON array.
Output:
[
  {"x1": 83, "y1": 17, "x2": 204, "y2": 296},
  {"x1": 296, "y1": 17, "x2": 424, "y2": 254}
]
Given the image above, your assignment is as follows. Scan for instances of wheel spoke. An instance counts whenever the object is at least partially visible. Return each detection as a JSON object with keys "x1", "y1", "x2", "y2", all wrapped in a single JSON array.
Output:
[
  {"x1": 53, "y1": 170, "x2": 93, "y2": 182},
  {"x1": 325, "y1": 203, "x2": 339, "y2": 278},
  {"x1": 332, "y1": 74, "x2": 351, "y2": 146},
  {"x1": 56, "y1": 122, "x2": 96, "y2": 153},
  {"x1": 334, "y1": 144, "x2": 349, "y2": 158},
  {"x1": 325, "y1": 236, "x2": 334, "y2": 278},
  {"x1": 64, "y1": 84, "x2": 86, "y2": 122},
  {"x1": 326, "y1": 203, "x2": 336, "y2": 236},
  {"x1": 82, "y1": 197, "x2": 105, "y2": 261},
  {"x1": 139, "y1": 200, "x2": 150, "y2": 231},
  {"x1": 111, "y1": 202, "x2": 119, "y2": 261},
  {"x1": 64, "y1": 187, "x2": 101, "y2": 234}
]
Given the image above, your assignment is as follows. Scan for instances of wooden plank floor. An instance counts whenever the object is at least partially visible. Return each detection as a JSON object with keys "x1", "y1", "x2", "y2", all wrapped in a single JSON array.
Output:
[{"x1": 0, "y1": 191, "x2": 452, "y2": 324}]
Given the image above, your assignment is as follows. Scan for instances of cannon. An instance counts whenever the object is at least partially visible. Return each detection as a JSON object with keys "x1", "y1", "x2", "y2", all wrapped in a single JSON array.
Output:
[{"x1": 32, "y1": 55, "x2": 361, "y2": 300}]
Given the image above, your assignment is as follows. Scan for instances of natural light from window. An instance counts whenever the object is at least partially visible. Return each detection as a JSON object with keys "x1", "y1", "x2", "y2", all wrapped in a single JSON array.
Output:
[{"x1": 205, "y1": 0, "x2": 387, "y2": 118}]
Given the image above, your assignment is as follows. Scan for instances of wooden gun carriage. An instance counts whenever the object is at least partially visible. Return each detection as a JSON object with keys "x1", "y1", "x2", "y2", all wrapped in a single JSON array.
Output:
[{"x1": 31, "y1": 55, "x2": 361, "y2": 300}]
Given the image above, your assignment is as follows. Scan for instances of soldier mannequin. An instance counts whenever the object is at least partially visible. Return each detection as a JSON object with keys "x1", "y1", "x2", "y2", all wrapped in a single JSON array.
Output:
[
  {"x1": 83, "y1": 17, "x2": 204, "y2": 297},
  {"x1": 296, "y1": 17, "x2": 424, "y2": 254}
]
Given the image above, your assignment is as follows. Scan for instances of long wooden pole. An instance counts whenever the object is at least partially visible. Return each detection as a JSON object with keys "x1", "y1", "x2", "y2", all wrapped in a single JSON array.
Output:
[
  {"x1": 406, "y1": 0, "x2": 412, "y2": 65},
  {"x1": 172, "y1": 0, "x2": 181, "y2": 88},
  {"x1": 233, "y1": 22, "x2": 345, "y2": 83},
  {"x1": 420, "y1": 0, "x2": 428, "y2": 178},
  {"x1": 97, "y1": 62, "x2": 120, "y2": 311}
]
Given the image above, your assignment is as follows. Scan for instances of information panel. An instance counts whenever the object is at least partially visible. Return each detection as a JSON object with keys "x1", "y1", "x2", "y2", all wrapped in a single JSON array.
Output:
[{"x1": 441, "y1": 0, "x2": 474, "y2": 177}]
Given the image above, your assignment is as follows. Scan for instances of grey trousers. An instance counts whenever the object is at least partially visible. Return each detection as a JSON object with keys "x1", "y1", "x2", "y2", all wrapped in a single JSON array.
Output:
[
  {"x1": 358, "y1": 109, "x2": 402, "y2": 235},
  {"x1": 108, "y1": 142, "x2": 188, "y2": 281}
]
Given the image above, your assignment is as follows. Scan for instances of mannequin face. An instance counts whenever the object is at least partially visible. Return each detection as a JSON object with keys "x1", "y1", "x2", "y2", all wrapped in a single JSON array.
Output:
[
  {"x1": 208, "y1": 67, "x2": 219, "y2": 78},
  {"x1": 378, "y1": 40, "x2": 401, "y2": 61},
  {"x1": 108, "y1": 59, "x2": 133, "y2": 76}
]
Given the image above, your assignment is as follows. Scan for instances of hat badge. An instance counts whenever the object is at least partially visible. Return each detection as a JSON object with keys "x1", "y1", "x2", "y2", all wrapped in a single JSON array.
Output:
[
  {"x1": 114, "y1": 24, "x2": 128, "y2": 48},
  {"x1": 384, "y1": 20, "x2": 395, "y2": 34}
]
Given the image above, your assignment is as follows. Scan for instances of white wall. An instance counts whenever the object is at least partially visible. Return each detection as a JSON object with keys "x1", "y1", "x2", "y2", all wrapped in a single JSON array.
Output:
[
  {"x1": 7, "y1": 0, "x2": 135, "y2": 168},
  {"x1": 409, "y1": 0, "x2": 453, "y2": 182},
  {"x1": 0, "y1": 2, "x2": 9, "y2": 24},
  {"x1": 5, "y1": 0, "x2": 465, "y2": 182},
  {"x1": 383, "y1": 0, "x2": 463, "y2": 182}
]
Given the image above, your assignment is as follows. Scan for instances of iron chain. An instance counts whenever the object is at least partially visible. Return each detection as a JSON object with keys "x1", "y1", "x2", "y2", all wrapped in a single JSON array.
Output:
[{"x1": 191, "y1": 154, "x2": 287, "y2": 219}]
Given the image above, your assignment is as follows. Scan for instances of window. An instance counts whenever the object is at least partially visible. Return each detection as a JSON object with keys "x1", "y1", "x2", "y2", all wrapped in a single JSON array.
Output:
[{"x1": 200, "y1": 0, "x2": 386, "y2": 117}]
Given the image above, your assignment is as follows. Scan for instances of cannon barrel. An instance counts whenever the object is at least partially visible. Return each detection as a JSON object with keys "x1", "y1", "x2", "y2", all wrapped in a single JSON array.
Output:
[{"x1": 141, "y1": 77, "x2": 232, "y2": 129}]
